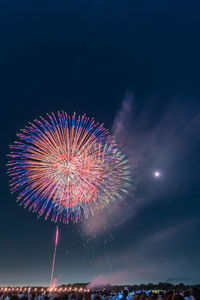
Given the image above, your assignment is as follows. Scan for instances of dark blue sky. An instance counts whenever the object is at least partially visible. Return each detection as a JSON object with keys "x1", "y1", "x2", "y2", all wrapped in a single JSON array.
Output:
[{"x1": 0, "y1": 0, "x2": 200, "y2": 286}]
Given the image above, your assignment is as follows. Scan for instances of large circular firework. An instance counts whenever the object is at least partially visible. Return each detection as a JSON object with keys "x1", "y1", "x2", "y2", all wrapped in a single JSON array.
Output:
[{"x1": 8, "y1": 112, "x2": 130, "y2": 223}]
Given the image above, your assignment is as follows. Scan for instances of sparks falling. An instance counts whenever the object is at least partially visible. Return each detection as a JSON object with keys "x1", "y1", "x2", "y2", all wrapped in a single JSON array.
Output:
[{"x1": 8, "y1": 112, "x2": 130, "y2": 223}]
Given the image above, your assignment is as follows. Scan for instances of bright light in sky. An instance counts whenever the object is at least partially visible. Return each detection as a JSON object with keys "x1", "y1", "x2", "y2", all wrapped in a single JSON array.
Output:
[{"x1": 154, "y1": 171, "x2": 160, "y2": 177}]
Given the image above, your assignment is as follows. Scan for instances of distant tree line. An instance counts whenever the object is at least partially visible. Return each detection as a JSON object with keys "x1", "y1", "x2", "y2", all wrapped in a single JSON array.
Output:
[{"x1": 57, "y1": 282, "x2": 200, "y2": 291}]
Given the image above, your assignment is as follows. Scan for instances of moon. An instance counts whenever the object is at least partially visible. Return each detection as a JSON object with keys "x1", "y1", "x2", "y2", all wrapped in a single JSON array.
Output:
[{"x1": 154, "y1": 171, "x2": 160, "y2": 177}]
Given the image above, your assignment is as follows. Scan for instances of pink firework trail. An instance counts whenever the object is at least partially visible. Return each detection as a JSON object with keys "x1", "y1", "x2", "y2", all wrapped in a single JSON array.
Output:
[{"x1": 50, "y1": 226, "x2": 59, "y2": 288}]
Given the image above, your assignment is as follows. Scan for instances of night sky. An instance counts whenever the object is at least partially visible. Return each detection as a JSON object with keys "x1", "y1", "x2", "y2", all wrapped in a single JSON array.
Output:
[{"x1": 1, "y1": 0, "x2": 200, "y2": 287}]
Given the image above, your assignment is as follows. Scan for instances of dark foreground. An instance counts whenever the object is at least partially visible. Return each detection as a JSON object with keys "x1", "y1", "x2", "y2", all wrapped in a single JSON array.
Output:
[{"x1": 0, "y1": 284, "x2": 200, "y2": 300}]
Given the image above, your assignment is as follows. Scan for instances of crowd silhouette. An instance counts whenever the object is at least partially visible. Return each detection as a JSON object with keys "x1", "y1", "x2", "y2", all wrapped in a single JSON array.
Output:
[{"x1": 0, "y1": 287, "x2": 200, "y2": 300}]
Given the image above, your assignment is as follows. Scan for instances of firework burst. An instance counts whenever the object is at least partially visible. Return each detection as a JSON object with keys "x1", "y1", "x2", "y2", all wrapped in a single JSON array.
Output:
[{"x1": 8, "y1": 112, "x2": 130, "y2": 223}]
